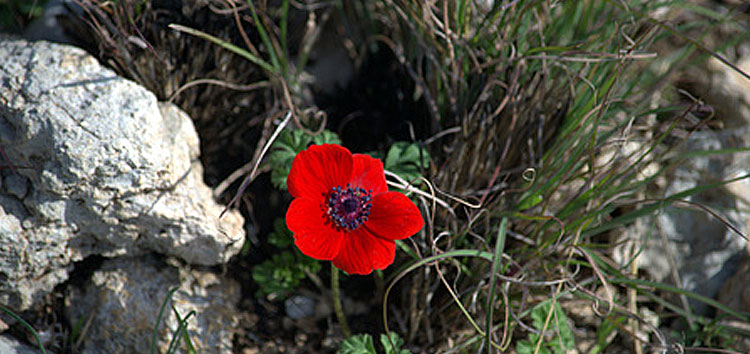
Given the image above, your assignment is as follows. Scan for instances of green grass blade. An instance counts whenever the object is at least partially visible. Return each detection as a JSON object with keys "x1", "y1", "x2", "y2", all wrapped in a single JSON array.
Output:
[
  {"x1": 0, "y1": 305, "x2": 47, "y2": 354},
  {"x1": 279, "y1": 0, "x2": 289, "y2": 78},
  {"x1": 485, "y1": 217, "x2": 507, "y2": 353},
  {"x1": 383, "y1": 249, "x2": 500, "y2": 351},
  {"x1": 166, "y1": 306, "x2": 197, "y2": 354},
  {"x1": 582, "y1": 173, "x2": 750, "y2": 237},
  {"x1": 152, "y1": 287, "x2": 179, "y2": 354},
  {"x1": 168, "y1": 24, "x2": 278, "y2": 75},
  {"x1": 245, "y1": 0, "x2": 281, "y2": 72},
  {"x1": 609, "y1": 277, "x2": 750, "y2": 322}
]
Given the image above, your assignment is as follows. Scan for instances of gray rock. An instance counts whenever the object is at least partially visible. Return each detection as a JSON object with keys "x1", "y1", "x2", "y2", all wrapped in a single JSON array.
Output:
[
  {"x1": 695, "y1": 56, "x2": 750, "y2": 129},
  {"x1": 615, "y1": 128, "x2": 750, "y2": 315},
  {"x1": 3, "y1": 174, "x2": 28, "y2": 199},
  {"x1": 717, "y1": 256, "x2": 750, "y2": 352},
  {"x1": 66, "y1": 255, "x2": 239, "y2": 354},
  {"x1": 0, "y1": 334, "x2": 41, "y2": 354},
  {"x1": 0, "y1": 38, "x2": 245, "y2": 311},
  {"x1": 285, "y1": 295, "x2": 316, "y2": 320},
  {"x1": 717, "y1": 256, "x2": 750, "y2": 315}
]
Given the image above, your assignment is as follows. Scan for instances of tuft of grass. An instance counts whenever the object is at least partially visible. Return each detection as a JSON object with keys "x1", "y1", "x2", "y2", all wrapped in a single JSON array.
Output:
[
  {"x1": 73, "y1": 0, "x2": 750, "y2": 352},
  {"x1": 346, "y1": 0, "x2": 750, "y2": 352},
  {"x1": 152, "y1": 287, "x2": 197, "y2": 354}
]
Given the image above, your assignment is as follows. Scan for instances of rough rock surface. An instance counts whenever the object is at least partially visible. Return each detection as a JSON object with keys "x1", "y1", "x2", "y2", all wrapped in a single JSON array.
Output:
[
  {"x1": 0, "y1": 334, "x2": 40, "y2": 354},
  {"x1": 66, "y1": 255, "x2": 240, "y2": 354},
  {"x1": 694, "y1": 56, "x2": 750, "y2": 128},
  {"x1": 0, "y1": 38, "x2": 244, "y2": 311},
  {"x1": 717, "y1": 256, "x2": 750, "y2": 352},
  {"x1": 616, "y1": 128, "x2": 750, "y2": 315},
  {"x1": 717, "y1": 256, "x2": 750, "y2": 314}
]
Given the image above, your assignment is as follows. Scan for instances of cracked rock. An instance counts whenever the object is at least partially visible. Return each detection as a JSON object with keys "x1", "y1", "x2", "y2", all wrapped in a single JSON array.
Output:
[
  {"x1": 0, "y1": 38, "x2": 245, "y2": 311},
  {"x1": 66, "y1": 255, "x2": 240, "y2": 353}
]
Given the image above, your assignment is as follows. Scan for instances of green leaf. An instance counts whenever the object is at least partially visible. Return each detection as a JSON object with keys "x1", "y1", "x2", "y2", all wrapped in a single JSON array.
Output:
[
  {"x1": 252, "y1": 251, "x2": 321, "y2": 300},
  {"x1": 380, "y1": 332, "x2": 410, "y2": 354},
  {"x1": 169, "y1": 24, "x2": 276, "y2": 74},
  {"x1": 516, "y1": 338, "x2": 551, "y2": 354},
  {"x1": 268, "y1": 218, "x2": 293, "y2": 248},
  {"x1": 339, "y1": 334, "x2": 376, "y2": 354},
  {"x1": 268, "y1": 129, "x2": 341, "y2": 190},
  {"x1": 384, "y1": 142, "x2": 430, "y2": 184},
  {"x1": 517, "y1": 191, "x2": 544, "y2": 211},
  {"x1": 312, "y1": 130, "x2": 343, "y2": 146},
  {"x1": 517, "y1": 301, "x2": 575, "y2": 354}
]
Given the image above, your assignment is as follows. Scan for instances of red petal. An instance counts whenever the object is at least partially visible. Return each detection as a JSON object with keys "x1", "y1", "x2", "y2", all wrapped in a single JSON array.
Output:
[
  {"x1": 349, "y1": 154, "x2": 388, "y2": 195},
  {"x1": 287, "y1": 144, "x2": 353, "y2": 199},
  {"x1": 365, "y1": 192, "x2": 424, "y2": 240},
  {"x1": 286, "y1": 197, "x2": 345, "y2": 260},
  {"x1": 332, "y1": 228, "x2": 396, "y2": 275}
]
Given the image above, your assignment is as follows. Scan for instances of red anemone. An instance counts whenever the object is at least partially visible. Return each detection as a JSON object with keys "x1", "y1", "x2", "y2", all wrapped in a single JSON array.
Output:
[{"x1": 285, "y1": 144, "x2": 424, "y2": 275}]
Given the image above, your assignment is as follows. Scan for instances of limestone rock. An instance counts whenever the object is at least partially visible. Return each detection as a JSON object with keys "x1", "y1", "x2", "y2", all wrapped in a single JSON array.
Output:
[
  {"x1": 615, "y1": 128, "x2": 750, "y2": 315},
  {"x1": 0, "y1": 334, "x2": 40, "y2": 354},
  {"x1": 67, "y1": 255, "x2": 240, "y2": 353},
  {"x1": 66, "y1": 255, "x2": 239, "y2": 354},
  {"x1": 717, "y1": 256, "x2": 750, "y2": 352},
  {"x1": 693, "y1": 56, "x2": 750, "y2": 129},
  {"x1": 717, "y1": 256, "x2": 750, "y2": 314},
  {"x1": 0, "y1": 38, "x2": 244, "y2": 311}
]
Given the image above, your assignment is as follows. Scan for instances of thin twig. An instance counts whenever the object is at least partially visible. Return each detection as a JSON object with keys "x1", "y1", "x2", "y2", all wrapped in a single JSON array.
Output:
[
  {"x1": 167, "y1": 79, "x2": 270, "y2": 104},
  {"x1": 384, "y1": 170, "x2": 455, "y2": 214},
  {"x1": 219, "y1": 111, "x2": 292, "y2": 217}
]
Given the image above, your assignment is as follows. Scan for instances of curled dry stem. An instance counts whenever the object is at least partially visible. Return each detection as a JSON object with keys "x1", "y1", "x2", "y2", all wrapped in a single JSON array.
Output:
[
  {"x1": 384, "y1": 170, "x2": 455, "y2": 214},
  {"x1": 219, "y1": 111, "x2": 292, "y2": 216}
]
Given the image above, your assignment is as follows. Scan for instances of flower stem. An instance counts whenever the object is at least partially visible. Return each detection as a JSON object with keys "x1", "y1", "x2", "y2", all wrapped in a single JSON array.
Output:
[{"x1": 331, "y1": 263, "x2": 351, "y2": 337}]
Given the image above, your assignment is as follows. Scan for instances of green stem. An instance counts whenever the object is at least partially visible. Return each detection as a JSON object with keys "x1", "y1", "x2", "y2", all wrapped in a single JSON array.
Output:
[{"x1": 331, "y1": 263, "x2": 351, "y2": 337}]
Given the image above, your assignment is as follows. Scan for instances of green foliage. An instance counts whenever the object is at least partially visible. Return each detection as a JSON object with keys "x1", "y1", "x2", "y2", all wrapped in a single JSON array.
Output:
[
  {"x1": 383, "y1": 142, "x2": 430, "y2": 184},
  {"x1": 379, "y1": 333, "x2": 409, "y2": 354},
  {"x1": 252, "y1": 252, "x2": 316, "y2": 299},
  {"x1": 268, "y1": 218, "x2": 293, "y2": 248},
  {"x1": 589, "y1": 316, "x2": 623, "y2": 353},
  {"x1": 516, "y1": 302, "x2": 574, "y2": 354},
  {"x1": 338, "y1": 334, "x2": 376, "y2": 354},
  {"x1": 383, "y1": 141, "x2": 430, "y2": 184},
  {"x1": 268, "y1": 129, "x2": 341, "y2": 190},
  {"x1": 673, "y1": 317, "x2": 739, "y2": 350},
  {"x1": 338, "y1": 333, "x2": 409, "y2": 354},
  {"x1": 252, "y1": 218, "x2": 321, "y2": 299},
  {"x1": 0, "y1": 0, "x2": 45, "y2": 33}
]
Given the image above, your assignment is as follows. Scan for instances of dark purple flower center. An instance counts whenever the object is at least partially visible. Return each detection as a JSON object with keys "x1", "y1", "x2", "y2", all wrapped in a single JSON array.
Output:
[{"x1": 327, "y1": 184, "x2": 372, "y2": 231}]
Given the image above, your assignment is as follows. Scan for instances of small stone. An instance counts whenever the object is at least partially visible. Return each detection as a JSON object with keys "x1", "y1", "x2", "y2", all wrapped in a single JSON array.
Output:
[
  {"x1": 20, "y1": 219, "x2": 33, "y2": 230},
  {"x1": 285, "y1": 295, "x2": 316, "y2": 319}
]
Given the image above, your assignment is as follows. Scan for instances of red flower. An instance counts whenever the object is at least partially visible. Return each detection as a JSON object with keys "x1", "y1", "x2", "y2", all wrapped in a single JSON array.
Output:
[{"x1": 285, "y1": 144, "x2": 424, "y2": 275}]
